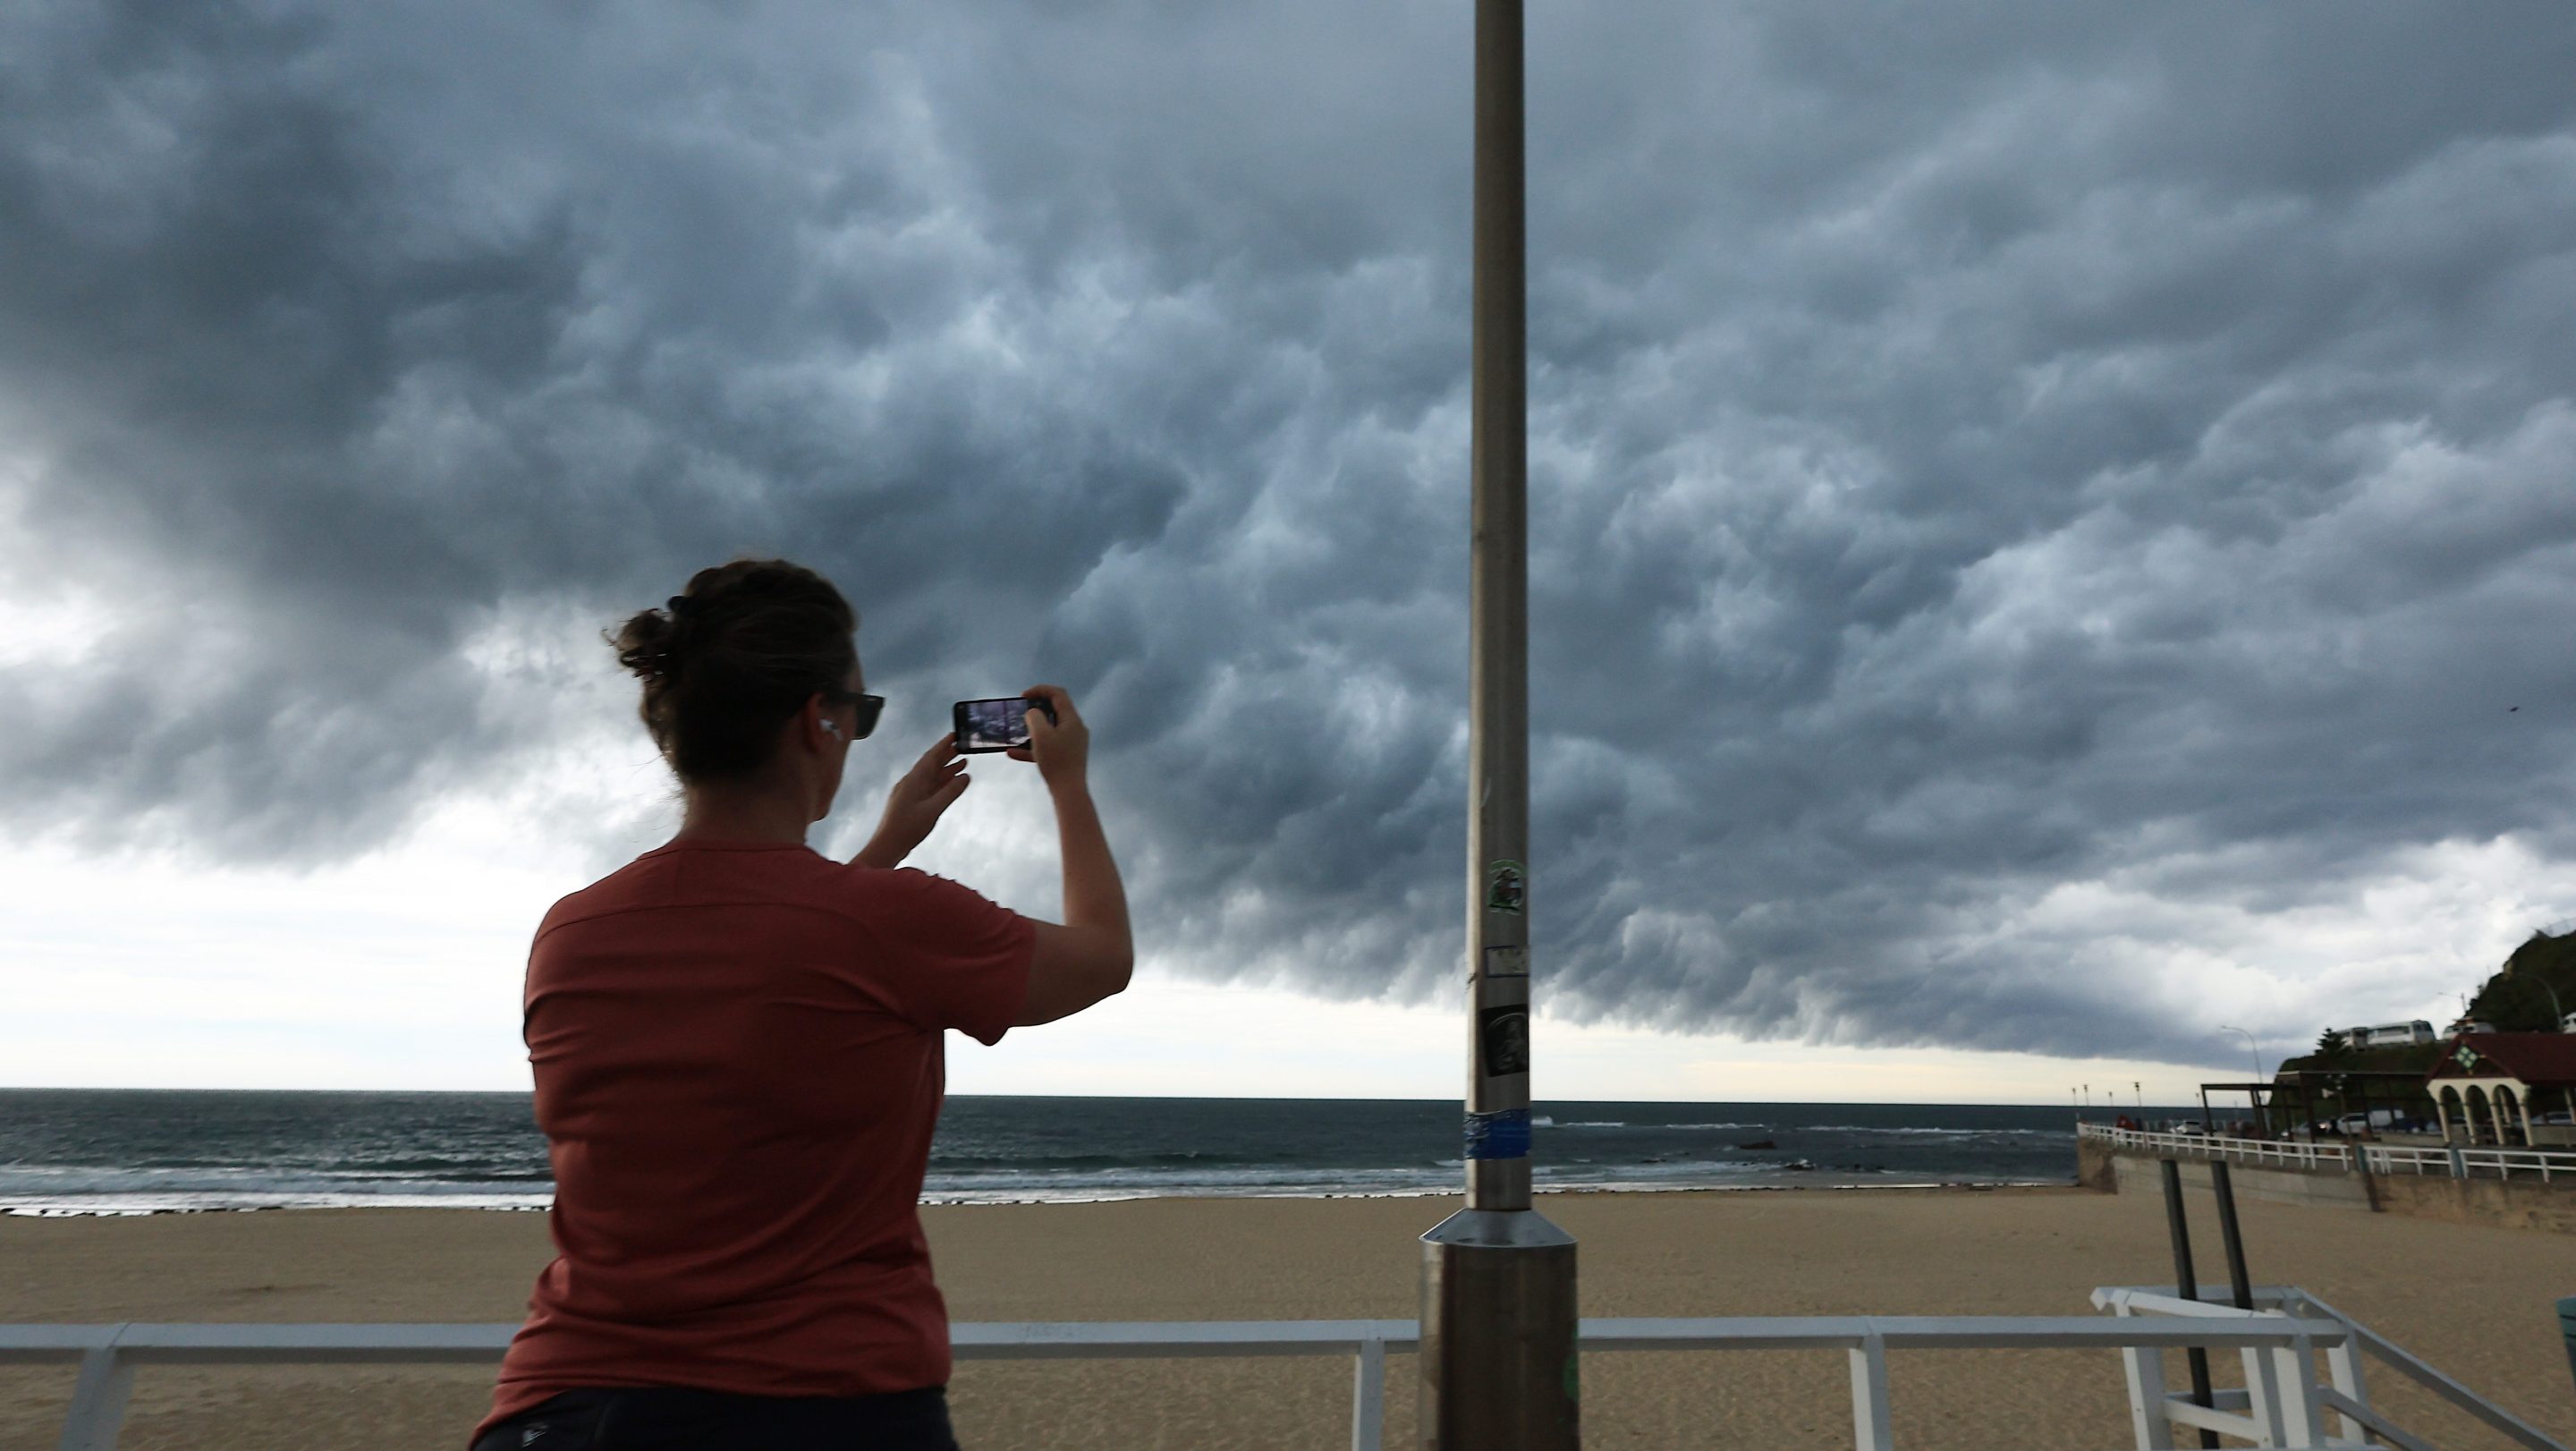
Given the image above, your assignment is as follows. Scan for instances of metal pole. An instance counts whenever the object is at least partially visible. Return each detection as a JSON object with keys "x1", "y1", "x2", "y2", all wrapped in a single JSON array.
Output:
[
  {"x1": 1419, "y1": 3, "x2": 1578, "y2": 1447},
  {"x1": 2208, "y1": 1161, "x2": 2256, "y2": 1311},
  {"x1": 2160, "y1": 1159, "x2": 2223, "y2": 1449}
]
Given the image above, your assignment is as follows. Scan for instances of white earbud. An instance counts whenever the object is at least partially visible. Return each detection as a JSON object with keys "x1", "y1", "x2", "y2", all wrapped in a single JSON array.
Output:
[{"x1": 822, "y1": 720, "x2": 840, "y2": 737}]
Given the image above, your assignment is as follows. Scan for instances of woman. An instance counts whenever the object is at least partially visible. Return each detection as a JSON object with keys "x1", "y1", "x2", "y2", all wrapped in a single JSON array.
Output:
[{"x1": 471, "y1": 558, "x2": 1132, "y2": 1451}]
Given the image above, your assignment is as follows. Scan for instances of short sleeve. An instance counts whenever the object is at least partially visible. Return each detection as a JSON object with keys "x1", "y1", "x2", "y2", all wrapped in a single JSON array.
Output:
[{"x1": 852, "y1": 867, "x2": 1035, "y2": 1045}]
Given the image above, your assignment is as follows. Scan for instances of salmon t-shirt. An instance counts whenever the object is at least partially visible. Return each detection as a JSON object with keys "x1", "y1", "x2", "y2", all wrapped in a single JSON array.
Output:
[{"x1": 474, "y1": 841, "x2": 1034, "y2": 1445}]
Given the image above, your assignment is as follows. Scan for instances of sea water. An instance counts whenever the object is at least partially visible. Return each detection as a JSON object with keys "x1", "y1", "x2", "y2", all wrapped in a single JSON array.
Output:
[{"x1": 0, "y1": 1090, "x2": 2126, "y2": 1214}]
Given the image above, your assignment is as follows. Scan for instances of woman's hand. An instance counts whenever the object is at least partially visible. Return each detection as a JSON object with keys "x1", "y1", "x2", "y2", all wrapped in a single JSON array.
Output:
[
  {"x1": 855, "y1": 735, "x2": 971, "y2": 869},
  {"x1": 1006, "y1": 683, "x2": 1089, "y2": 792}
]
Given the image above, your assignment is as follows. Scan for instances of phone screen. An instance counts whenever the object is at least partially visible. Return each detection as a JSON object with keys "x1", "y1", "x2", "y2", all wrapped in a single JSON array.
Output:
[{"x1": 953, "y1": 697, "x2": 1034, "y2": 753}]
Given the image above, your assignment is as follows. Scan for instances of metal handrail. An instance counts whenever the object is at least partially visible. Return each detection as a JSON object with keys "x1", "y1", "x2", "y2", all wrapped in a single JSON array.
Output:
[{"x1": 2, "y1": 1306, "x2": 2496, "y2": 1451}]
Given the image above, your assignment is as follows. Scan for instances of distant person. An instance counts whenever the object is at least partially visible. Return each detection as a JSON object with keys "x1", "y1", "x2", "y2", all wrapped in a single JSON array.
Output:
[{"x1": 471, "y1": 558, "x2": 1132, "y2": 1451}]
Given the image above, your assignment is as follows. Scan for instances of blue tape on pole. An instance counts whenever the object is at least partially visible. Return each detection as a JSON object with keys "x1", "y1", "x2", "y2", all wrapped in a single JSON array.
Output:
[{"x1": 1465, "y1": 1107, "x2": 1532, "y2": 1160}]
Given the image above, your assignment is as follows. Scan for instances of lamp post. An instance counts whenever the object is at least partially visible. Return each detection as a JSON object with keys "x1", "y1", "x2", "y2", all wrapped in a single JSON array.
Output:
[{"x1": 1418, "y1": 4, "x2": 1580, "y2": 1447}]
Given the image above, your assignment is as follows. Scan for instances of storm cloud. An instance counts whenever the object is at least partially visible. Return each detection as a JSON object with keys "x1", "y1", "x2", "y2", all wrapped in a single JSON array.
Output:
[{"x1": 5, "y1": 0, "x2": 2575, "y2": 1068}]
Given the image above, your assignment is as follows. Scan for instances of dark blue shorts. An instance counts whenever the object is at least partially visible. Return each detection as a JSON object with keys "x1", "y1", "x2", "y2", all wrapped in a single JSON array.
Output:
[{"x1": 470, "y1": 1385, "x2": 958, "y2": 1451}]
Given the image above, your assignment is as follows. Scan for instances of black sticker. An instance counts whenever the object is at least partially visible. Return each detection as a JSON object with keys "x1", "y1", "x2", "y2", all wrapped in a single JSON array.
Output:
[{"x1": 1479, "y1": 1006, "x2": 1530, "y2": 1077}]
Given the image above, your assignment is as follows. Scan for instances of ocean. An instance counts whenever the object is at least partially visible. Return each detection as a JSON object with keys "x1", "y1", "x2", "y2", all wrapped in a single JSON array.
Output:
[{"x1": 0, "y1": 1090, "x2": 2116, "y2": 1215}]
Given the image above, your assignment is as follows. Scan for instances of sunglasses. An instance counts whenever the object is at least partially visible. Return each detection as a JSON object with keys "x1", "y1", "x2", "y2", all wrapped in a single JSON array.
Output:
[{"x1": 818, "y1": 687, "x2": 885, "y2": 741}]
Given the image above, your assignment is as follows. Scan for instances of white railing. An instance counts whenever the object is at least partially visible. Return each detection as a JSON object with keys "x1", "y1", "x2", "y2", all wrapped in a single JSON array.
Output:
[
  {"x1": 2360, "y1": 1141, "x2": 2576, "y2": 1184},
  {"x1": 2084, "y1": 1118, "x2": 2576, "y2": 1184},
  {"x1": 6, "y1": 1298, "x2": 2551, "y2": 1451},
  {"x1": 2080, "y1": 1122, "x2": 2355, "y2": 1171},
  {"x1": 2098, "y1": 1285, "x2": 2566, "y2": 1451},
  {"x1": 2362, "y1": 1142, "x2": 2459, "y2": 1178}
]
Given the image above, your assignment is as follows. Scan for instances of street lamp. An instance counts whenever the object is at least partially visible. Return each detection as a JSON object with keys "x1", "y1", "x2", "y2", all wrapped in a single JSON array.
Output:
[{"x1": 2217, "y1": 1026, "x2": 2264, "y2": 1082}]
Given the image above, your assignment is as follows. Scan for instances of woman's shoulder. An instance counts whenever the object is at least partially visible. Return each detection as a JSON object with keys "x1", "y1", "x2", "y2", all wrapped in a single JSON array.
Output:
[{"x1": 820, "y1": 861, "x2": 1007, "y2": 917}]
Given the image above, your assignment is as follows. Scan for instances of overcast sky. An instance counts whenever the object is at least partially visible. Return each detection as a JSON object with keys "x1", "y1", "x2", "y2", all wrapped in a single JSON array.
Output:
[{"x1": 5, "y1": 1, "x2": 2574, "y2": 1099}]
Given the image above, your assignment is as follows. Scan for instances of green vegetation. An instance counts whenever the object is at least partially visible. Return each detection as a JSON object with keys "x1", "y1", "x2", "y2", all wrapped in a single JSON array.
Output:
[
  {"x1": 2467, "y1": 929, "x2": 2576, "y2": 1031},
  {"x1": 2271, "y1": 1039, "x2": 2443, "y2": 1082}
]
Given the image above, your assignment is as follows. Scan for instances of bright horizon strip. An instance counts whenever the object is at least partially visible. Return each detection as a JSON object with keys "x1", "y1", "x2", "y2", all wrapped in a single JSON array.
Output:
[{"x1": 1, "y1": 786, "x2": 2516, "y2": 1104}]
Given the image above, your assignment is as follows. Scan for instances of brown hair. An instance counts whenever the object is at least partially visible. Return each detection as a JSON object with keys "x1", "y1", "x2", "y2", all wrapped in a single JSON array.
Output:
[{"x1": 612, "y1": 559, "x2": 858, "y2": 782}]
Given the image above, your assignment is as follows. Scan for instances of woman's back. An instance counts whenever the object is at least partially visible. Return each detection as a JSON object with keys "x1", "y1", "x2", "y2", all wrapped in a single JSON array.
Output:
[
  {"x1": 485, "y1": 841, "x2": 1030, "y2": 1427},
  {"x1": 474, "y1": 560, "x2": 1129, "y2": 1450}
]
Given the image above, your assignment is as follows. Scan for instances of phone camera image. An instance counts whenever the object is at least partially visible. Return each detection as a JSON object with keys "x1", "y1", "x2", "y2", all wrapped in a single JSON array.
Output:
[{"x1": 957, "y1": 699, "x2": 1031, "y2": 752}]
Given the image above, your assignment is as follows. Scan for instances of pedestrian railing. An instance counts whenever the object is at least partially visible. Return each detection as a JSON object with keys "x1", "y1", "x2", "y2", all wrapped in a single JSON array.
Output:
[
  {"x1": 2080, "y1": 1122, "x2": 2355, "y2": 1171},
  {"x1": 2360, "y1": 1141, "x2": 2576, "y2": 1184},
  {"x1": 2083, "y1": 1122, "x2": 2576, "y2": 1185},
  {"x1": 6, "y1": 1295, "x2": 2555, "y2": 1451}
]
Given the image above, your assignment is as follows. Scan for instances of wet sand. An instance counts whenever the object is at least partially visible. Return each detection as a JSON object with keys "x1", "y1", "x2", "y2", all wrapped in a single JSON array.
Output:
[{"x1": 4, "y1": 1185, "x2": 2572, "y2": 1448}]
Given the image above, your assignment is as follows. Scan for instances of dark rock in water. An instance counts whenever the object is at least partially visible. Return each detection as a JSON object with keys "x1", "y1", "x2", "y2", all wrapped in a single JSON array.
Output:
[{"x1": 1734, "y1": 1140, "x2": 1777, "y2": 1150}]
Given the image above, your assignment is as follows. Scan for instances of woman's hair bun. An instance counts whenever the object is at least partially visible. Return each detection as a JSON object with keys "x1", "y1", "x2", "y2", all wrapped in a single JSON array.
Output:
[
  {"x1": 612, "y1": 606, "x2": 682, "y2": 682},
  {"x1": 607, "y1": 559, "x2": 858, "y2": 782}
]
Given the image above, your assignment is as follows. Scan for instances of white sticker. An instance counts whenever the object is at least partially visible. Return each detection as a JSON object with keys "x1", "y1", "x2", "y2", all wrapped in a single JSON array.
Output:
[{"x1": 1483, "y1": 945, "x2": 1529, "y2": 979}]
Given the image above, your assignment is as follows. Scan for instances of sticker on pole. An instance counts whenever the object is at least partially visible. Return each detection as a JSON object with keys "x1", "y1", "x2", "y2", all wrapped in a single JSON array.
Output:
[
  {"x1": 1484, "y1": 861, "x2": 1526, "y2": 916},
  {"x1": 1464, "y1": 1107, "x2": 1531, "y2": 1160},
  {"x1": 1479, "y1": 1006, "x2": 1531, "y2": 1077},
  {"x1": 1482, "y1": 945, "x2": 1528, "y2": 980}
]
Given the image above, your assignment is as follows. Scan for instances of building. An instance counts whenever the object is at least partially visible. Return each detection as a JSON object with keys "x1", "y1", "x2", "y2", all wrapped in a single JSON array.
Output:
[
  {"x1": 2426, "y1": 1033, "x2": 2576, "y2": 1146},
  {"x1": 2335, "y1": 1020, "x2": 2435, "y2": 1049}
]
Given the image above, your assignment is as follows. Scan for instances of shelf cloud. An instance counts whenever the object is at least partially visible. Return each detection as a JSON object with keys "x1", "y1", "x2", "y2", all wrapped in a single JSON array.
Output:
[{"x1": 5, "y1": 1, "x2": 2574, "y2": 1069}]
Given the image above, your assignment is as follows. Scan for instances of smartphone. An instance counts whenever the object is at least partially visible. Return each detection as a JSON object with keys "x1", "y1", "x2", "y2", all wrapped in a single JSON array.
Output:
[{"x1": 953, "y1": 696, "x2": 1057, "y2": 754}]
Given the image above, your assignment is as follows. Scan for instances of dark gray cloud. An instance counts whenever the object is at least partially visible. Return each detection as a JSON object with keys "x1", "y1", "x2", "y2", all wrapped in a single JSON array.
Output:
[{"x1": 5, "y1": 0, "x2": 2575, "y2": 1068}]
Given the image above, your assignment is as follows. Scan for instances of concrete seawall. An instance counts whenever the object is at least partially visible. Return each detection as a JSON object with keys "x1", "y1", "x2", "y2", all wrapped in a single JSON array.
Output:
[
  {"x1": 2099, "y1": 1147, "x2": 2374, "y2": 1210},
  {"x1": 2369, "y1": 1169, "x2": 2576, "y2": 1233}
]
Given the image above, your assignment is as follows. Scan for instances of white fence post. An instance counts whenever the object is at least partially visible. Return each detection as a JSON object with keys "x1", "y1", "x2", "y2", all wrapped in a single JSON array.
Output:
[
  {"x1": 1350, "y1": 1336, "x2": 1385, "y2": 1451},
  {"x1": 1849, "y1": 1328, "x2": 1894, "y2": 1451},
  {"x1": 2321, "y1": 1314, "x2": 2371, "y2": 1444},
  {"x1": 2241, "y1": 1331, "x2": 2286, "y2": 1446},
  {"x1": 56, "y1": 1344, "x2": 132, "y2": 1451},
  {"x1": 2119, "y1": 1340, "x2": 2177, "y2": 1450},
  {"x1": 2269, "y1": 1333, "x2": 2322, "y2": 1448}
]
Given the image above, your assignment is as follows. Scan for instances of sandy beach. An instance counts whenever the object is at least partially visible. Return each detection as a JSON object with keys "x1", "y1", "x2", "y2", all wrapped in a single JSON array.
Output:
[{"x1": 5, "y1": 1185, "x2": 2572, "y2": 1448}]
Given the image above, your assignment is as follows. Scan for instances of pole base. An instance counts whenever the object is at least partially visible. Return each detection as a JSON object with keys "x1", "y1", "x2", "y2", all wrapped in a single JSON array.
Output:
[{"x1": 1419, "y1": 1207, "x2": 1580, "y2": 1450}]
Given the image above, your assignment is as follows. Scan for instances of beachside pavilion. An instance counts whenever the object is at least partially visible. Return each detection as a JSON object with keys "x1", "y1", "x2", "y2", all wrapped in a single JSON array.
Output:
[{"x1": 2428, "y1": 1032, "x2": 2576, "y2": 1147}]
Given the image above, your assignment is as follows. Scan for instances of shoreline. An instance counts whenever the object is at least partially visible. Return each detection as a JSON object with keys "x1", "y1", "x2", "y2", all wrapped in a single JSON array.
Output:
[{"x1": 1, "y1": 1175, "x2": 2070, "y2": 1218}]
